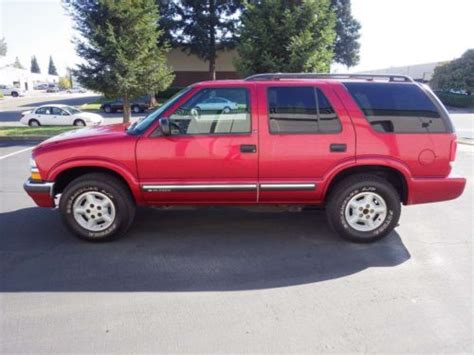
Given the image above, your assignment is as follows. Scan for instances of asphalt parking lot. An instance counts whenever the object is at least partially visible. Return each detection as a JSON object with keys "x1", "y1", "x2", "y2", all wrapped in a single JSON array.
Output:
[{"x1": 0, "y1": 139, "x2": 472, "y2": 352}]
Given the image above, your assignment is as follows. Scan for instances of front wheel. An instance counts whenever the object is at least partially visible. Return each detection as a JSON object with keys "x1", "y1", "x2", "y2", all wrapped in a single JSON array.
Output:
[
  {"x1": 326, "y1": 174, "x2": 401, "y2": 243},
  {"x1": 59, "y1": 173, "x2": 136, "y2": 242}
]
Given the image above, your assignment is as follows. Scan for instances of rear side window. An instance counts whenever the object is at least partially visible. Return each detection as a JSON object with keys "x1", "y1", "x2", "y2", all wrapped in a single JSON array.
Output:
[
  {"x1": 344, "y1": 82, "x2": 447, "y2": 133},
  {"x1": 268, "y1": 87, "x2": 341, "y2": 134}
]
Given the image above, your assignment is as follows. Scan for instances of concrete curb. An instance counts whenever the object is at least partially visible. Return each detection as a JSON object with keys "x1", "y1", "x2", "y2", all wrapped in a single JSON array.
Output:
[{"x1": 457, "y1": 138, "x2": 474, "y2": 146}]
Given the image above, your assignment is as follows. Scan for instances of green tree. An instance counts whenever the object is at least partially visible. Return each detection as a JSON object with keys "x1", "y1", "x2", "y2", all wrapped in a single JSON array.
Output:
[
  {"x1": 331, "y1": 0, "x2": 361, "y2": 67},
  {"x1": 431, "y1": 49, "x2": 474, "y2": 94},
  {"x1": 235, "y1": 0, "x2": 335, "y2": 76},
  {"x1": 31, "y1": 55, "x2": 41, "y2": 73},
  {"x1": 58, "y1": 76, "x2": 72, "y2": 90},
  {"x1": 67, "y1": 0, "x2": 174, "y2": 123},
  {"x1": 13, "y1": 56, "x2": 25, "y2": 69},
  {"x1": 159, "y1": 0, "x2": 243, "y2": 80},
  {"x1": 48, "y1": 56, "x2": 58, "y2": 75},
  {"x1": 0, "y1": 37, "x2": 7, "y2": 57}
]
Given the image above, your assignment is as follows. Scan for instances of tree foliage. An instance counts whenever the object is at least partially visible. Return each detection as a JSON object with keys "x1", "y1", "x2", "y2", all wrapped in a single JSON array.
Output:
[
  {"x1": 158, "y1": 0, "x2": 243, "y2": 80},
  {"x1": 48, "y1": 56, "x2": 58, "y2": 75},
  {"x1": 235, "y1": 0, "x2": 336, "y2": 76},
  {"x1": 31, "y1": 56, "x2": 41, "y2": 73},
  {"x1": 431, "y1": 49, "x2": 474, "y2": 94},
  {"x1": 58, "y1": 76, "x2": 72, "y2": 90},
  {"x1": 67, "y1": 0, "x2": 174, "y2": 122},
  {"x1": 13, "y1": 56, "x2": 25, "y2": 69},
  {"x1": 0, "y1": 37, "x2": 7, "y2": 57},
  {"x1": 331, "y1": 0, "x2": 360, "y2": 67}
]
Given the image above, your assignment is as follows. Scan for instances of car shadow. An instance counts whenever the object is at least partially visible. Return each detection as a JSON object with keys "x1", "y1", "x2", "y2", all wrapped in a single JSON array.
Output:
[{"x1": 0, "y1": 207, "x2": 410, "y2": 292}]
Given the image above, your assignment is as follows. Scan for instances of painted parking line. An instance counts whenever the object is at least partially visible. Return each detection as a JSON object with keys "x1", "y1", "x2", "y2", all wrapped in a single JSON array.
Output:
[{"x1": 0, "y1": 146, "x2": 34, "y2": 161}]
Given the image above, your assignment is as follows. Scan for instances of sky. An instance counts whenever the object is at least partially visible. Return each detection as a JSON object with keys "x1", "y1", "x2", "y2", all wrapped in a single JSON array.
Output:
[{"x1": 0, "y1": 0, "x2": 473, "y2": 75}]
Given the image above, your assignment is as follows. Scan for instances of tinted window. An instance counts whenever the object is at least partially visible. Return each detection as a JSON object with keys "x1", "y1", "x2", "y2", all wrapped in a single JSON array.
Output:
[
  {"x1": 169, "y1": 88, "x2": 250, "y2": 135},
  {"x1": 344, "y1": 82, "x2": 446, "y2": 133},
  {"x1": 268, "y1": 87, "x2": 341, "y2": 133}
]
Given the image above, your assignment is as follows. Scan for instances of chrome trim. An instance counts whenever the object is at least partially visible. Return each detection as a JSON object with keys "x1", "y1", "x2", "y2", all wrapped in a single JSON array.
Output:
[
  {"x1": 260, "y1": 183, "x2": 316, "y2": 191},
  {"x1": 142, "y1": 184, "x2": 258, "y2": 192},
  {"x1": 23, "y1": 179, "x2": 54, "y2": 196}
]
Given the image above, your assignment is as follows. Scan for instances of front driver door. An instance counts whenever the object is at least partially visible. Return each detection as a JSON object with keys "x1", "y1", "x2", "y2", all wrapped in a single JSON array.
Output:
[{"x1": 136, "y1": 85, "x2": 258, "y2": 204}]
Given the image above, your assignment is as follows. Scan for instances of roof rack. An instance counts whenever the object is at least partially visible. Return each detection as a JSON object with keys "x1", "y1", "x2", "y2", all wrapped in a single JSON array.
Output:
[{"x1": 244, "y1": 73, "x2": 415, "y2": 83}]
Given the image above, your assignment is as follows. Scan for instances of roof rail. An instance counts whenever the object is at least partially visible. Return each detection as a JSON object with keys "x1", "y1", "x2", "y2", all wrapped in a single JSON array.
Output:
[{"x1": 244, "y1": 73, "x2": 415, "y2": 83}]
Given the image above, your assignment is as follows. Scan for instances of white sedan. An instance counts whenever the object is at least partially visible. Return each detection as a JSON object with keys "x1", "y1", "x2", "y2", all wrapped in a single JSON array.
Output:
[{"x1": 20, "y1": 104, "x2": 104, "y2": 127}]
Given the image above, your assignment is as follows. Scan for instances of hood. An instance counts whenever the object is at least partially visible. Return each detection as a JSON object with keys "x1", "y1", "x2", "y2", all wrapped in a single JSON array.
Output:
[
  {"x1": 21, "y1": 110, "x2": 32, "y2": 116},
  {"x1": 38, "y1": 123, "x2": 130, "y2": 147}
]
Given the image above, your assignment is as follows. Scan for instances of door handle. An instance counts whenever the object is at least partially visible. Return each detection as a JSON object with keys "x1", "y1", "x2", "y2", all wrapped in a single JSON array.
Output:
[
  {"x1": 240, "y1": 144, "x2": 257, "y2": 153},
  {"x1": 330, "y1": 143, "x2": 347, "y2": 152}
]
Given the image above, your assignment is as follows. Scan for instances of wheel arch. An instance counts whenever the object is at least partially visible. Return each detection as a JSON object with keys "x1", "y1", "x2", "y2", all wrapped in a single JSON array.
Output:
[
  {"x1": 324, "y1": 164, "x2": 409, "y2": 204},
  {"x1": 50, "y1": 163, "x2": 142, "y2": 203}
]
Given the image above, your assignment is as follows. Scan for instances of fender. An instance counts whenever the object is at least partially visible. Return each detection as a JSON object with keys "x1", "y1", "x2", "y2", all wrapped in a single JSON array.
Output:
[
  {"x1": 47, "y1": 157, "x2": 144, "y2": 203},
  {"x1": 320, "y1": 155, "x2": 413, "y2": 198}
]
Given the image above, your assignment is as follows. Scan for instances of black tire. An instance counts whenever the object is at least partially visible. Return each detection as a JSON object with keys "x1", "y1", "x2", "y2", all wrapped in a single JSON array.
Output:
[
  {"x1": 11, "y1": 91, "x2": 19, "y2": 97},
  {"x1": 223, "y1": 106, "x2": 231, "y2": 113},
  {"x1": 59, "y1": 173, "x2": 136, "y2": 242},
  {"x1": 103, "y1": 105, "x2": 113, "y2": 114},
  {"x1": 132, "y1": 105, "x2": 141, "y2": 114},
  {"x1": 73, "y1": 119, "x2": 86, "y2": 126},
  {"x1": 28, "y1": 119, "x2": 40, "y2": 127},
  {"x1": 326, "y1": 174, "x2": 401, "y2": 243}
]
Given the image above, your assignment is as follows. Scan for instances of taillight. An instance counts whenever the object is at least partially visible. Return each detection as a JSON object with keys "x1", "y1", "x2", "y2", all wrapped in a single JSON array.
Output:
[{"x1": 450, "y1": 139, "x2": 457, "y2": 162}]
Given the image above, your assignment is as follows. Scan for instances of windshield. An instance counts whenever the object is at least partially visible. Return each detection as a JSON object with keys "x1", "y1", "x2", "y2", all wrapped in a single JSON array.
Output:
[
  {"x1": 65, "y1": 106, "x2": 81, "y2": 114},
  {"x1": 127, "y1": 87, "x2": 192, "y2": 135}
]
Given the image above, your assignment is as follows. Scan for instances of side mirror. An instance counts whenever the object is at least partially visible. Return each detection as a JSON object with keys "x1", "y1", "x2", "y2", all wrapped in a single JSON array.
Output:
[{"x1": 159, "y1": 117, "x2": 171, "y2": 136}]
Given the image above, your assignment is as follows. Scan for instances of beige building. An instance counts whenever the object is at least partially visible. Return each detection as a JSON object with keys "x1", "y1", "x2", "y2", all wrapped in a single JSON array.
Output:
[
  {"x1": 166, "y1": 48, "x2": 239, "y2": 87},
  {"x1": 357, "y1": 62, "x2": 445, "y2": 82}
]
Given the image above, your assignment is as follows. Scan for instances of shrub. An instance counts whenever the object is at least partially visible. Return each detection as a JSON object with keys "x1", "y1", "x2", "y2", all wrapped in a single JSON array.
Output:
[{"x1": 434, "y1": 91, "x2": 474, "y2": 108}]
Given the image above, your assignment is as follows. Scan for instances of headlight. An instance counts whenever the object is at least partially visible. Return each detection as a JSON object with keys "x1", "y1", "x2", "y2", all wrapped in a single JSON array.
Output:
[{"x1": 30, "y1": 156, "x2": 42, "y2": 181}]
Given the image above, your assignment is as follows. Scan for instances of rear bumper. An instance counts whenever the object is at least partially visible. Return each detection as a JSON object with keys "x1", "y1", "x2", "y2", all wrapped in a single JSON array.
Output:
[
  {"x1": 407, "y1": 176, "x2": 466, "y2": 205},
  {"x1": 23, "y1": 179, "x2": 55, "y2": 207}
]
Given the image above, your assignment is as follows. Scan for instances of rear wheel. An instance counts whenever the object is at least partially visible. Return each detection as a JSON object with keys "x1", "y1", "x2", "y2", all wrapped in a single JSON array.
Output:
[
  {"x1": 103, "y1": 105, "x2": 113, "y2": 114},
  {"x1": 59, "y1": 173, "x2": 136, "y2": 242},
  {"x1": 132, "y1": 105, "x2": 141, "y2": 114},
  {"x1": 28, "y1": 119, "x2": 40, "y2": 127},
  {"x1": 11, "y1": 91, "x2": 19, "y2": 97},
  {"x1": 326, "y1": 174, "x2": 401, "y2": 243}
]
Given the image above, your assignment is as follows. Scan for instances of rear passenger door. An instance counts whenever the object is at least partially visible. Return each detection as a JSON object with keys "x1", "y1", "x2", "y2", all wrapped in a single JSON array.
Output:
[{"x1": 257, "y1": 83, "x2": 355, "y2": 203}]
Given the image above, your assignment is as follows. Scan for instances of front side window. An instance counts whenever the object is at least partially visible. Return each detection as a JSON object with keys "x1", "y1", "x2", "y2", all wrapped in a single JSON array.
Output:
[
  {"x1": 168, "y1": 87, "x2": 251, "y2": 135},
  {"x1": 268, "y1": 87, "x2": 341, "y2": 134},
  {"x1": 344, "y1": 82, "x2": 447, "y2": 133}
]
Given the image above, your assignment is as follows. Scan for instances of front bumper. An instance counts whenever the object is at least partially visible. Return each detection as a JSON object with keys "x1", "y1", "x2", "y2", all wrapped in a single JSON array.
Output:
[
  {"x1": 407, "y1": 176, "x2": 466, "y2": 205},
  {"x1": 23, "y1": 179, "x2": 55, "y2": 207}
]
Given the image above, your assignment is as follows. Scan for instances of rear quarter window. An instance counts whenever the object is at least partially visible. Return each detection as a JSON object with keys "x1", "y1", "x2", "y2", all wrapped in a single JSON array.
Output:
[{"x1": 344, "y1": 82, "x2": 448, "y2": 133}]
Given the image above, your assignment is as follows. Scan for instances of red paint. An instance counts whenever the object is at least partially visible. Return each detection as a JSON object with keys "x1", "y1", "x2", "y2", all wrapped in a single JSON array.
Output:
[{"x1": 25, "y1": 79, "x2": 466, "y2": 208}]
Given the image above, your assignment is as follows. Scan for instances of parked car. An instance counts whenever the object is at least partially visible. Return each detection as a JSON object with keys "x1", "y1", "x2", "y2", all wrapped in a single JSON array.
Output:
[
  {"x1": 24, "y1": 73, "x2": 466, "y2": 242},
  {"x1": 20, "y1": 104, "x2": 103, "y2": 126},
  {"x1": 193, "y1": 97, "x2": 238, "y2": 113},
  {"x1": 0, "y1": 84, "x2": 25, "y2": 97},
  {"x1": 66, "y1": 86, "x2": 87, "y2": 94},
  {"x1": 46, "y1": 85, "x2": 60, "y2": 93},
  {"x1": 100, "y1": 97, "x2": 150, "y2": 114}
]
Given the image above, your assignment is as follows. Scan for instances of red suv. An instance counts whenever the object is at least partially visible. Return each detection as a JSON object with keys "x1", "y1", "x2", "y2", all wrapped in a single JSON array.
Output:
[{"x1": 24, "y1": 73, "x2": 466, "y2": 243}]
